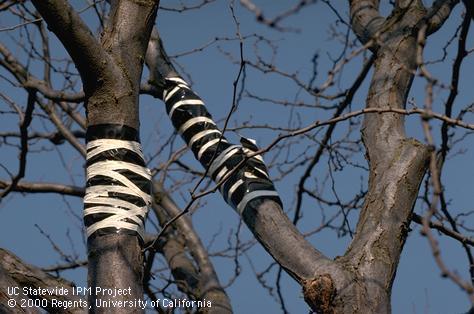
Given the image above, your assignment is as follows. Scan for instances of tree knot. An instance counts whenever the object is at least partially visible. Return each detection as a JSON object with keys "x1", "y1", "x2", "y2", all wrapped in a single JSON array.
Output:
[{"x1": 303, "y1": 274, "x2": 336, "y2": 314}]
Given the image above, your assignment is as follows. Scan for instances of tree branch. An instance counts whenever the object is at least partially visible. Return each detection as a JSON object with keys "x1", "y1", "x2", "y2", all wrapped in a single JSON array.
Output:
[
  {"x1": 0, "y1": 91, "x2": 35, "y2": 200},
  {"x1": 349, "y1": 0, "x2": 385, "y2": 44},
  {"x1": 411, "y1": 213, "x2": 474, "y2": 247},
  {"x1": 0, "y1": 180, "x2": 84, "y2": 197},
  {"x1": 31, "y1": 2, "x2": 160, "y2": 313},
  {"x1": 340, "y1": 1, "x2": 458, "y2": 311},
  {"x1": 0, "y1": 267, "x2": 40, "y2": 314},
  {"x1": 145, "y1": 29, "x2": 354, "y2": 313},
  {"x1": 152, "y1": 182, "x2": 232, "y2": 313},
  {"x1": 0, "y1": 248, "x2": 87, "y2": 314},
  {"x1": 101, "y1": 0, "x2": 159, "y2": 101},
  {"x1": 426, "y1": 0, "x2": 460, "y2": 34}
]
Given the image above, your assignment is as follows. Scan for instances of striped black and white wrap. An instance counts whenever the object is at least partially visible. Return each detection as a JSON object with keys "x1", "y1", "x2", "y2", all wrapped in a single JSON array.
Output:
[
  {"x1": 84, "y1": 125, "x2": 152, "y2": 242},
  {"x1": 162, "y1": 77, "x2": 281, "y2": 215}
]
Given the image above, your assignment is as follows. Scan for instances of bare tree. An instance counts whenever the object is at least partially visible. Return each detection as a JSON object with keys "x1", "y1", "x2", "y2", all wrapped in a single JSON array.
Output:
[{"x1": 0, "y1": 0, "x2": 473, "y2": 313}]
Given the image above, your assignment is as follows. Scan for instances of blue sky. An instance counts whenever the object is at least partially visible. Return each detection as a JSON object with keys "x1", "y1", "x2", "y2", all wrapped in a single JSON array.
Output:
[{"x1": 1, "y1": 1, "x2": 473, "y2": 313}]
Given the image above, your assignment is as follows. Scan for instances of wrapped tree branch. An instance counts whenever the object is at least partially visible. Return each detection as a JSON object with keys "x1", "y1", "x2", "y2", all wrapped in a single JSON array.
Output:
[{"x1": 145, "y1": 30, "x2": 353, "y2": 313}]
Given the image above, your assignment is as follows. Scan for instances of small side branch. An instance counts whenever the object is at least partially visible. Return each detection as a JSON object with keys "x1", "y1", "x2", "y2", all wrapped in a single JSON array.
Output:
[{"x1": 0, "y1": 91, "x2": 35, "y2": 200}]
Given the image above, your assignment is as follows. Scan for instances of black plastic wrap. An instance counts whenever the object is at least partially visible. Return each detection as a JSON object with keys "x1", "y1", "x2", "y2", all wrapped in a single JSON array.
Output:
[{"x1": 163, "y1": 78, "x2": 282, "y2": 216}]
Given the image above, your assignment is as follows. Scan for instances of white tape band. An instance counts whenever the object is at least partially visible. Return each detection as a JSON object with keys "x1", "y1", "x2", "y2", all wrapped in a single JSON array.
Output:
[
  {"x1": 169, "y1": 99, "x2": 204, "y2": 119},
  {"x1": 87, "y1": 139, "x2": 145, "y2": 160},
  {"x1": 253, "y1": 166, "x2": 269, "y2": 178},
  {"x1": 163, "y1": 77, "x2": 281, "y2": 217},
  {"x1": 189, "y1": 129, "x2": 221, "y2": 149},
  {"x1": 227, "y1": 179, "x2": 244, "y2": 203},
  {"x1": 208, "y1": 145, "x2": 241, "y2": 177},
  {"x1": 197, "y1": 138, "x2": 227, "y2": 160},
  {"x1": 164, "y1": 86, "x2": 180, "y2": 102},
  {"x1": 236, "y1": 190, "x2": 280, "y2": 215},
  {"x1": 167, "y1": 77, "x2": 188, "y2": 86},
  {"x1": 84, "y1": 139, "x2": 151, "y2": 240},
  {"x1": 215, "y1": 166, "x2": 229, "y2": 184},
  {"x1": 243, "y1": 147, "x2": 264, "y2": 162},
  {"x1": 178, "y1": 116, "x2": 216, "y2": 134}
]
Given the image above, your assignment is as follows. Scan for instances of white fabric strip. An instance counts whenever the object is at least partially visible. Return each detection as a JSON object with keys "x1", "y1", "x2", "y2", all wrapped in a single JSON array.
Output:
[
  {"x1": 244, "y1": 171, "x2": 258, "y2": 179},
  {"x1": 243, "y1": 147, "x2": 264, "y2": 162},
  {"x1": 84, "y1": 202, "x2": 145, "y2": 222},
  {"x1": 87, "y1": 139, "x2": 144, "y2": 160},
  {"x1": 87, "y1": 162, "x2": 150, "y2": 201},
  {"x1": 164, "y1": 86, "x2": 180, "y2": 102},
  {"x1": 84, "y1": 139, "x2": 151, "y2": 240},
  {"x1": 215, "y1": 166, "x2": 229, "y2": 184},
  {"x1": 84, "y1": 206, "x2": 144, "y2": 227},
  {"x1": 208, "y1": 145, "x2": 240, "y2": 177},
  {"x1": 197, "y1": 138, "x2": 227, "y2": 160},
  {"x1": 167, "y1": 77, "x2": 188, "y2": 86},
  {"x1": 86, "y1": 185, "x2": 148, "y2": 201},
  {"x1": 236, "y1": 190, "x2": 280, "y2": 215},
  {"x1": 253, "y1": 166, "x2": 269, "y2": 178},
  {"x1": 169, "y1": 99, "x2": 204, "y2": 119},
  {"x1": 84, "y1": 197, "x2": 144, "y2": 216},
  {"x1": 188, "y1": 129, "x2": 221, "y2": 149},
  {"x1": 227, "y1": 179, "x2": 244, "y2": 203},
  {"x1": 178, "y1": 83, "x2": 190, "y2": 89},
  {"x1": 164, "y1": 83, "x2": 192, "y2": 101},
  {"x1": 178, "y1": 116, "x2": 216, "y2": 134}
]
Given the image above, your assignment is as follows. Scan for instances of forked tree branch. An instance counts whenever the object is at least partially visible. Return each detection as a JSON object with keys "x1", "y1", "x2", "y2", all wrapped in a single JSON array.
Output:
[{"x1": 340, "y1": 0, "x2": 460, "y2": 311}]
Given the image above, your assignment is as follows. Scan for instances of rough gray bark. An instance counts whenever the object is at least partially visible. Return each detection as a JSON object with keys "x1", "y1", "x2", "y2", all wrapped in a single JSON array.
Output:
[
  {"x1": 321, "y1": 1, "x2": 454, "y2": 312},
  {"x1": 348, "y1": 0, "x2": 385, "y2": 45},
  {"x1": 0, "y1": 249, "x2": 86, "y2": 314},
  {"x1": 31, "y1": 1, "x2": 158, "y2": 313},
  {"x1": 0, "y1": 268, "x2": 40, "y2": 314}
]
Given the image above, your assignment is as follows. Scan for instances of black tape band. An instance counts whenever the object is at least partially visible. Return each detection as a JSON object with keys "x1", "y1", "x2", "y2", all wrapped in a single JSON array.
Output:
[{"x1": 86, "y1": 124, "x2": 140, "y2": 143}]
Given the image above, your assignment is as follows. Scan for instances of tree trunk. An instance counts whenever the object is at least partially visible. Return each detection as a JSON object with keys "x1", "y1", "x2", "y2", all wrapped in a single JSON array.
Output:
[{"x1": 31, "y1": 1, "x2": 158, "y2": 312}]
